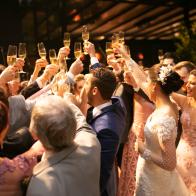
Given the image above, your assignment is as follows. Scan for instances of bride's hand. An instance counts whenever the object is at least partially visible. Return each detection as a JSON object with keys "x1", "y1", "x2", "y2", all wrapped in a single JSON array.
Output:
[{"x1": 135, "y1": 138, "x2": 145, "y2": 154}]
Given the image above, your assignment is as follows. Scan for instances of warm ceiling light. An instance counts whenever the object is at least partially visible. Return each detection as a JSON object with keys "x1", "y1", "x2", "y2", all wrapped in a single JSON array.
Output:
[
  {"x1": 95, "y1": 35, "x2": 105, "y2": 40},
  {"x1": 73, "y1": 15, "x2": 81, "y2": 22},
  {"x1": 174, "y1": 32, "x2": 180, "y2": 37}
]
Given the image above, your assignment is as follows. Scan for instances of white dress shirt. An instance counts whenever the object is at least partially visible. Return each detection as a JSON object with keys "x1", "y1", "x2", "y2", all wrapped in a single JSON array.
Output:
[{"x1": 92, "y1": 101, "x2": 112, "y2": 118}]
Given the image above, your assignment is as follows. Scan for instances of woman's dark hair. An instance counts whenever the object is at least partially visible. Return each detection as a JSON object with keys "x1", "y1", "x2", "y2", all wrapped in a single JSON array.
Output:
[
  {"x1": 158, "y1": 71, "x2": 184, "y2": 95},
  {"x1": 0, "y1": 87, "x2": 8, "y2": 107},
  {"x1": 0, "y1": 87, "x2": 9, "y2": 133},
  {"x1": 149, "y1": 64, "x2": 184, "y2": 95},
  {"x1": 0, "y1": 101, "x2": 8, "y2": 133}
]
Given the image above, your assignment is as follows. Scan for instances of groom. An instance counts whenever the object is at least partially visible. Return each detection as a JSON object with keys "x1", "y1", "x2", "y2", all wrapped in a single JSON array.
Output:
[{"x1": 85, "y1": 68, "x2": 126, "y2": 196}]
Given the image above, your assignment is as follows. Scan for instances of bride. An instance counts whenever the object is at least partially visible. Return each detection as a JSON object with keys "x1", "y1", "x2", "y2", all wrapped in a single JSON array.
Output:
[{"x1": 115, "y1": 45, "x2": 190, "y2": 196}]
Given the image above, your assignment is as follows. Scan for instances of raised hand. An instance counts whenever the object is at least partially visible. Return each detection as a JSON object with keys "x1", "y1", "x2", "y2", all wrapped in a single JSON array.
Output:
[
  {"x1": 83, "y1": 41, "x2": 96, "y2": 57},
  {"x1": 57, "y1": 47, "x2": 70, "y2": 61},
  {"x1": 69, "y1": 59, "x2": 84, "y2": 76}
]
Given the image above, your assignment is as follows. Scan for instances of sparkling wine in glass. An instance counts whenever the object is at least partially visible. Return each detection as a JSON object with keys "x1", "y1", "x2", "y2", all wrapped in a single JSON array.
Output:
[
  {"x1": 106, "y1": 42, "x2": 113, "y2": 56},
  {"x1": 18, "y1": 43, "x2": 26, "y2": 60},
  {"x1": 82, "y1": 25, "x2": 89, "y2": 55},
  {"x1": 7, "y1": 45, "x2": 17, "y2": 66},
  {"x1": 37, "y1": 42, "x2": 46, "y2": 59},
  {"x1": 111, "y1": 33, "x2": 119, "y2": 47},
  {"x1": 63, "y1": 32, "x2": 71, "y2": 60},
  {"x1": 63, "y1": 32, "x2": 71, "y2": 48},
  {"x1": 7, "y1": 45, "x2": 20, "y2": 81},
  {"x1": 74, "y1": 42, "x2": 82, "y2": 59},
  {"x1": 49, "y1": 49, "x2": 57, "y2": 65},
  {"x1": 18, "y1": 43, "x2": 26, "y2": 73},
  {"x1": 158, "y1": 49, "x2": 164, "y2": 63},
  {"x1": 119, "y1": 31, "x2": 125, "y2": 45}
]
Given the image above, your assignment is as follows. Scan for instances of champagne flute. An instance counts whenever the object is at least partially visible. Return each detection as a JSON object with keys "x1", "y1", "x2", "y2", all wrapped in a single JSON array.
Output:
[
  {"x1": 63, "y1": 32, "x2": 70, "y2": 60},
  {"x1": 18, "y1": 43, "x2": 26, "y2": 73},
  {"x1": 7, "y1": 45, "x2": 17, "y2": 66},
  {"x1": 158, "y1": 49, "x2": 164, "y2": 63},
  {"x1": 111, "y1": 33, "x2": 119, "y2": 47},
  {"x1": 74, "y1": 42, "x2": 82, "y2": 59},
  {"x1": 119, "y1": 31, "x2": 125, "y2": 45},
  {"x1": 49, "y1": 49, "x2": 57, "y2": 65},
  {"x1": 7, "y1": 45, "x2": 20, "y2": 81},
  {"x1": 106, "y1": 42, "x2": 113, "y2": 56},
  {"x1": 82, "y1": 25, "x2": 89, "y2": 55},
  {"x1": 37, "y1": 42, "x2": 46, "y2": 59},
  {"x1": 18, "y1": 43, "x2": 26, "y2": 60},
  {"x1": 63, "y1": 32, "x2": 71, "y2": 48}
]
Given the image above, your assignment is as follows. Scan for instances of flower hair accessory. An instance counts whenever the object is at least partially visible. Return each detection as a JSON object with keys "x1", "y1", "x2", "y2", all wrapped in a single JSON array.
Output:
[{"x1": 157, "y1": 64, "x2": 173, "y2": 85}]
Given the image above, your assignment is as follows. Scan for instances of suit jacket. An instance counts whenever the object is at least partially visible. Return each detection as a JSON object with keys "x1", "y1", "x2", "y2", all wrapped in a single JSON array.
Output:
[
  {"x1": 21, "y1": 81, "x2": 41, "y2": 99},
  {"x1": 87, "y1": 97, "x2": 126, "y2": 196},
  {"x1": 8, "y1": 95, "x2": 33, "y2": 134},
  {"x1": 27, "y1": 104, "x2": 101, "y2": 196},
  {"x1": 1, "y1": 95, "x2": 36, "y2": 158}
]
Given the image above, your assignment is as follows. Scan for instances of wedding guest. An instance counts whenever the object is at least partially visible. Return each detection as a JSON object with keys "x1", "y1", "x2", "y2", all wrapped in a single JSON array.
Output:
[
  {"x1": 26, "y1": 95, "x2": 101, "y2": 196},
  {"x1": 118, "y1": 71, "x2": 154, "y2": 196},
  {"x1": 172, "y1": 69, "x2": 196, "y2": 195},
  {"x1": 173, "y1": 61, "x2": 195, "y2": 94},
  {"x1": 0, "y1": 94, "x2": 43, "y2": 196},
  {"x1": 162, "y1": 52, "x2": 177, "y2": 66}
]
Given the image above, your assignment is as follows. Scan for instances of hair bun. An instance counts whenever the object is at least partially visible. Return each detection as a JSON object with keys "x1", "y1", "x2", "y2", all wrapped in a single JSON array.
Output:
[{"x1": 159, "y1": 71, "x2": 184, "y2": 94}]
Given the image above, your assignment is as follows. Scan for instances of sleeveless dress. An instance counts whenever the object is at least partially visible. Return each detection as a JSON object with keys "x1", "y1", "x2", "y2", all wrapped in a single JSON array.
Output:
[
  {"x1": 177, "y1": 105, "x2": 196, "y2": 196},
  {"x1": 135, "y1": 114, "x2": 189, "y2": 196}
]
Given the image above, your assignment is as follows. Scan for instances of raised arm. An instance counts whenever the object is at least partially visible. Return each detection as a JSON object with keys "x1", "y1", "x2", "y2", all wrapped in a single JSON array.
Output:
[
  {"x1": 171, "y1": 92, "x2": 186, "y2": 109},
  {"x1": 115, "y1": 44, "x2": 150, "y2": 97}
]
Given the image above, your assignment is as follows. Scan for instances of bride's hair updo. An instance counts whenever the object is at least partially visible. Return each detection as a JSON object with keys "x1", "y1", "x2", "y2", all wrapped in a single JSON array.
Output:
[{"x1": 148, "y1": 64, "x2": 184, "y2": 95}]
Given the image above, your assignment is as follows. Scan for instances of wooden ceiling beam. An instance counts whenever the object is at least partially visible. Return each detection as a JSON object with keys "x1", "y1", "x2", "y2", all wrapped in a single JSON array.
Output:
[{"x1": 70, "y1": 1, "x2": 118, "y2": 32}]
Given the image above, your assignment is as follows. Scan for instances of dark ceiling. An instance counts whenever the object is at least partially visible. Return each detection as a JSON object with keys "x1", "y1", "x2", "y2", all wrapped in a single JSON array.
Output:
[
  {"x1": 0, "y1": 0, "x2": 195, "y2": 67},
  {"x1": 18, "y1": 0, "x2": 196, "y2": 43}
]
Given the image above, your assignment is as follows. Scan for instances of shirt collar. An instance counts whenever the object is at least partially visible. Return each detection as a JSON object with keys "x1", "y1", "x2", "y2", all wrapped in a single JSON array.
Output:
[{"x1": 93, "y1": 101, "x2": 112, "y2": 118}]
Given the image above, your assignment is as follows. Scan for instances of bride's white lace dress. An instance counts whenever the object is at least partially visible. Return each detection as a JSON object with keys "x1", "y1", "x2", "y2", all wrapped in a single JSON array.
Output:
[{"x1": 135, "y1": 114, "x2": 189, "y2": 196}]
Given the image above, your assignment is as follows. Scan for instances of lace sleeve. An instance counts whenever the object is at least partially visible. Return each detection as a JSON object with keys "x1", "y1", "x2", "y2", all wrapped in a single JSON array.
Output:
[
  {"x1": 148, "y1": 116, "x2": 177, "y2": 171},
  {"x1": 154, "y1": 115, "x2": 177, "y2": 142}
]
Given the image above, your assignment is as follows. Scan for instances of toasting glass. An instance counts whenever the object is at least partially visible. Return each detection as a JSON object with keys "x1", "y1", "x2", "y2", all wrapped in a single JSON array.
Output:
[
  {"x1": 37, "y1": 42, "x2": 46, "y2": 59},
  {"x1": 7, "y1": 45, "x2": 17, "y2": 66},
  {"x1": 74, "y1": 42, "x2": 82, "y2": 59},
  {"x1": 82, "y1": 25, "x2": 89, "y2": 55}
]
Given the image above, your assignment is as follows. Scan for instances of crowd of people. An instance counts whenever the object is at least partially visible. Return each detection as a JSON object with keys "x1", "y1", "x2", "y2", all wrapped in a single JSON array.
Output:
[{"x1": 0, "y1": 40, "x2": 195, "y2": 196}]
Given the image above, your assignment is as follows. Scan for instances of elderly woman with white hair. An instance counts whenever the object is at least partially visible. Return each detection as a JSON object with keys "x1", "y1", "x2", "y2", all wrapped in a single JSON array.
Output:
[{"x1": 26, "y1": 95, "x2": 101, "y2": 196}]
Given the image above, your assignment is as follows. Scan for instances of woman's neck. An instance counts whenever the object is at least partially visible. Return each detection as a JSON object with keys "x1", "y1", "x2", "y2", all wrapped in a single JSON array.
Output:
[{"x1": 155, "y1": 91, "x2": 172, "y2": 109}]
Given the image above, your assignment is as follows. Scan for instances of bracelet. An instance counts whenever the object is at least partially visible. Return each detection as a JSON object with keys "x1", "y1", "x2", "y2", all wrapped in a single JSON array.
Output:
[{"x1": 141, "y1": 149, "x2": 152, "y2": 161}]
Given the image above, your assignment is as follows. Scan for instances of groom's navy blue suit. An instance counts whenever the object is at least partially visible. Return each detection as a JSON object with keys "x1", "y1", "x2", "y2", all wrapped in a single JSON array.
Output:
[{"x1": 87, "y1": 96, "x2": 126, "y2": 196}]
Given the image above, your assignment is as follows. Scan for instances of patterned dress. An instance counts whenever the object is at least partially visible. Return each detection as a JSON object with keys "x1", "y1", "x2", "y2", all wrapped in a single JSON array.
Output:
[
  {"x1": 0, "y1": 141, "x2": 43, "y2": 196},
  {"x1": 118, "y1": 93, "x2": 154, "y2": 196},
  {"x1": 135, "y1": 114, "x2": 189, "y2": 196},
  {"x1": 177, "y1": 99, "x2": 196, "y2": 196}
]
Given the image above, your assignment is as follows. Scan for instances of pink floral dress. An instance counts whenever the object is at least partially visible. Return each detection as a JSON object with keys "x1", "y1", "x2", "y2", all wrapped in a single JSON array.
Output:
[
  {"x1": 177, "y1": 99, "x2": 196, "y2": 196},
  {"x1": 0, "y1": 141, "x2": 44, "y2": 196},
  {"x1": 118, "y1": 93, "x2": 154, "y2": 196}
]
